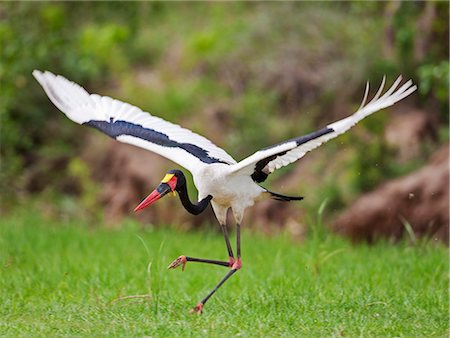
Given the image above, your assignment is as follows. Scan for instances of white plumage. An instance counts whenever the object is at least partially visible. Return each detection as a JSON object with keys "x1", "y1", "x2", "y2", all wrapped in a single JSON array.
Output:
[
  {"x1": 230, "y1": 76, "x2": 416, "y2": 178},
  {"x1": 33, "y1": 70, "x2": 236, "y2": 176}
]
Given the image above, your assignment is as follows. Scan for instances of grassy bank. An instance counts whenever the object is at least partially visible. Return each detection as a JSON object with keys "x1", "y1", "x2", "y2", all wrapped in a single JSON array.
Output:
[{"x1": 0, "y1": 209, "x2": 448, "y2": 337}]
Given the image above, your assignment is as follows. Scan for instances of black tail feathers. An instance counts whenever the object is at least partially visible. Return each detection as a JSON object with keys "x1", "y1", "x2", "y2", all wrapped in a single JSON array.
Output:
[{"x1": 267, "y1": 190, "x2": 304, "y2": 202}]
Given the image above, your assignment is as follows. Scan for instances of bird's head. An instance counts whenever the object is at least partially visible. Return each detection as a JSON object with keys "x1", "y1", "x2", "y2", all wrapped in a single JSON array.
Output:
[{"x1": 134, "y1": 169, "x2": 185, "y2": 212}]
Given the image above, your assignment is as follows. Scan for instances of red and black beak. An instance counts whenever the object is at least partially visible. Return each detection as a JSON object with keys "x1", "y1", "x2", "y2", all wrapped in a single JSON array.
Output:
[{"x1": 134, "y1": 174, "x2": 177, "y2": 212}]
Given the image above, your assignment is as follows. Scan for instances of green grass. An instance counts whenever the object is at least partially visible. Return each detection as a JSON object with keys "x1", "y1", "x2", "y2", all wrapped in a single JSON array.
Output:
[{"x1": 0, "y1": 209, "x2": 448, "y2": 337}]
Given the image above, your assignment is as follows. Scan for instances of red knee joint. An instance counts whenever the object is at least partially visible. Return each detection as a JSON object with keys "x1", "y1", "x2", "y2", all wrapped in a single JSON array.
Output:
[
  {"x1": 231, "y1": 258, "x2": 242, "y2": 270},
  {"x1": 191, "y1": 302, "x2": 203, "y2": 314},
  {"x1": 228, "y1": 256, "x2": 235, "y2": 267},
  {"x1": 179, "y1": 255, "x2": 187, "y2": 271}
]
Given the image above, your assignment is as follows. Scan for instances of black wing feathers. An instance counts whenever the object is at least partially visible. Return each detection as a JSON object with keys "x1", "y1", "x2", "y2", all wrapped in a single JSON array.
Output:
[
  {"x1": 84, "y1": 119, "x2": 228, "y2": 165},
  {"x1": 251, "y1": 127, "x2": 334, "y2": 183}
]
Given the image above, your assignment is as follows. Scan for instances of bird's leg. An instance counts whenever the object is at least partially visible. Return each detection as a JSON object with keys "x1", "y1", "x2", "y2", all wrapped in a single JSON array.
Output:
[
  {"x1": 236, "y1": 222, "x2": 241, "y2": 262},
  {"x1": 168, "y1": 222, "x2": 235, "y2": 271},
  {"x1": 191, "y1": 223, "x2": 242, "y2": 314},
  {"x1": 220, "y1": 223, "x2": 235, "y2": 267},
  {"x1": 191, "y1": 265, "x2": 240, "y2": 314},
  {"x1": 168, "y1": 255, "x2": 229, "y2": 271}
]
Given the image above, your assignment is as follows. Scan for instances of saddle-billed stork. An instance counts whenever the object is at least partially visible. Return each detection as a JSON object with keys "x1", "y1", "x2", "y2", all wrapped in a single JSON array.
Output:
[{"x1": 33, "y1": 70, "x2": 416, "y2": 313}]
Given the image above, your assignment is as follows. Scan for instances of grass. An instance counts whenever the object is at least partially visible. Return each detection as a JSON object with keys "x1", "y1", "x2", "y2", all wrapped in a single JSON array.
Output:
[{"x1": 0, "y1": 208, "x2": 448, "y2": 337}]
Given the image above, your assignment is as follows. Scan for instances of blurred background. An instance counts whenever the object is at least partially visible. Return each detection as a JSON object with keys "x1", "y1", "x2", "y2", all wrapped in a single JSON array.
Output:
[{"x1": 1, "y1": 2, "x2": 448, "y2": 243}]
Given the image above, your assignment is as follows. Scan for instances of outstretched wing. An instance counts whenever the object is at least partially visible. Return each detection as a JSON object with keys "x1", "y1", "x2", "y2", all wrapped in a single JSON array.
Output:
[
  {"x1": 229, "y1": 76, "x2": 417, "y2": 182},
  {"x1": 33, "y1": 70, "x2": 236, "y2": 175}
]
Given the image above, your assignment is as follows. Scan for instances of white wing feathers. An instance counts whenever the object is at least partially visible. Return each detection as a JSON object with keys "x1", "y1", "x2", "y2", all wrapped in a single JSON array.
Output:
[
  {"x1": 229, "y1": 76, "x2": 416, "y2": 181},
  {"x1": 34, "y1": 71, "x2": 416, "y2": 182},
  {"x1": 33, "y1": 70, "x2": 236, "y2": 175}
]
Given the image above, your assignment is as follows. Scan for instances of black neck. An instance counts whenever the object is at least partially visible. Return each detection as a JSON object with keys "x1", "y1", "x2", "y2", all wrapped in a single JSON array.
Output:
[{"x1": 176, "y1": 183, "x2": 212, "y2": 215}]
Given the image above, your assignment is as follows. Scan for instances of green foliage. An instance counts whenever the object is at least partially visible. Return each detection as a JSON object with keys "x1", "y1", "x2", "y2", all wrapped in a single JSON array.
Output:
[
  {"x1": 67, "y1": 158, "x2": 101, "y2": 219},
  {"x1": 391, "y1": 2, "x2": 449, "y2": 122},
  {"x1": 0, "y1": 209, "x2": 448, "y2": 336},
  {"x1": 418, "y1": 61, "x2": 449, "y2": 122},
  {"x1": 317, "y1": 182, "x2": 346, "y2": 214},
  {"x1": 392, "y1": 3, "x2": 421, "y2": 73},
  {"x1": 229, "y1": 89, "x2": 280, "y2": 155},
  {"x1": 0, "y1": 3, "x2": 137, "y2": 196},
  {"x1": 78, "y1": 23, "x2": 130, "y2": 75},
  {"x1": 348, "y1": 135, "x2": 396, "y2": 194}
]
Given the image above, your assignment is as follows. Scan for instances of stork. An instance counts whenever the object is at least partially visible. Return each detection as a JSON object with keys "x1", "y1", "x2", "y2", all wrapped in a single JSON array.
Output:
[{"x1": 33, "y1": 70, "x2": 416, "y2": 314}]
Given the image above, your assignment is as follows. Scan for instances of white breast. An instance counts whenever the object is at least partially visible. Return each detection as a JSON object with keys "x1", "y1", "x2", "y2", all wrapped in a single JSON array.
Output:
[{"x1": 194, "y1": 164, "x2": 265, "y2": 209}]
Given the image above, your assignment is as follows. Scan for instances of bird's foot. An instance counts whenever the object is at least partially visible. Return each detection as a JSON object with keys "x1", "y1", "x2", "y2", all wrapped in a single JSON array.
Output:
[
  {"x1": 168, "y1": 255, "x2": 187, "y2": 271},
  {"x1": 190, "y1": 302, "x2": 203, "y2": 315}
]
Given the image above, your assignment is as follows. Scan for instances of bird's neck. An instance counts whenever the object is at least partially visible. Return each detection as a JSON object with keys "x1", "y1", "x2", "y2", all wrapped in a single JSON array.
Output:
[{"x1": 177, "y1": 184, "x2": 212, "y2": 215}]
